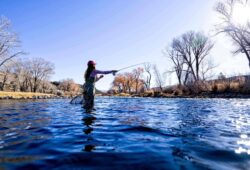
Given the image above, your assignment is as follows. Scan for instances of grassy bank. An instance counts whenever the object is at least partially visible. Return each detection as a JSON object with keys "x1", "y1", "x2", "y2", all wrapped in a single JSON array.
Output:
[{"x1": 0, "y1": 91, "x2": 56, "y2": 99}]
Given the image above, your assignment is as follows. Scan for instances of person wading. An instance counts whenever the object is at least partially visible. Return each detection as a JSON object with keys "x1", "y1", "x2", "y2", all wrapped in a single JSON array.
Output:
[{"x1": 83, "y1": 60, "x2": 117, "y2": 112}]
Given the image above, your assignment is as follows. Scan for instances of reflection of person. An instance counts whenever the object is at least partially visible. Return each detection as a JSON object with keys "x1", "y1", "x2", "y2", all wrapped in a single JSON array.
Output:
[
  {"x1": 83, "y1": 60, "x2": 117, "y2": 112},
  {"x1": 82, "y1": 115, "x2": 96, "y2": 152}
]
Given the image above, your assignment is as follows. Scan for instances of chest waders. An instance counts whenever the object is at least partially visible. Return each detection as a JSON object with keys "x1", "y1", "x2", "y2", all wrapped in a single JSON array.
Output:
[{"x1": 83, "y1": 77, "x2": 96, "y2": 111}]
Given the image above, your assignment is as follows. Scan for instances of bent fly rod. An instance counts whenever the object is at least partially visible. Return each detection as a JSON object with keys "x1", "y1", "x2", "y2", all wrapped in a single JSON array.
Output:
[{"x1": 117, "y1": 62, "x2": 149, "y2": 72}]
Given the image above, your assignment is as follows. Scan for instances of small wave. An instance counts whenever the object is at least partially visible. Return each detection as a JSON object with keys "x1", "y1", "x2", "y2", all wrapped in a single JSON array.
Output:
[{"x1": 119, "y1": 126, "x2": 178, "y2": 137}]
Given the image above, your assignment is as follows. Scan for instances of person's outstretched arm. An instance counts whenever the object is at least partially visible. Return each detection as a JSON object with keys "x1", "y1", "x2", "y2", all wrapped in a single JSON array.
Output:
[{"x1": 90, "y1": 70, "x2": 117, "y2": 77}]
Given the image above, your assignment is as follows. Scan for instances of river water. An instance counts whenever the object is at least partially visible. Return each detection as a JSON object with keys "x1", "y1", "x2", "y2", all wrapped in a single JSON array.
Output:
[{"x1": 0, "y1": 97, "x2": 250, "y2": 170}]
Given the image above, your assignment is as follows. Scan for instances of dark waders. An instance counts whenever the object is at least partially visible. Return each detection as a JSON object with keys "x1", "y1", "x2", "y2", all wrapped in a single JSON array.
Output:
[{"x1": 83, "y1": 77, "x2": 96, "y2": 112}]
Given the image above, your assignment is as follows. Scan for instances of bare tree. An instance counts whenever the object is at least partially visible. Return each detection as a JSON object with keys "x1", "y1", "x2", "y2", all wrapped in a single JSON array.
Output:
[
  {"x1": 0, "y1": 16, "x2": 23, "y2": 68},
  {"x1": 125, "y1": 72, "x2": 134, "y2": 94},
  {"x1": 153, "y1": 64, "x2": 165, "y2": 92},
  {"x1": 58, "y1": 78, "x2": 80, "y2": 95},
  {"x1": 112, "y1": 74, "x2": 127, "y2": 93},
  {"x1": 27, "y1": 58, "x2": 54, "y2": 92},
  {"x1": 0, "y1": 64, "x2": 11, "y2": 90},
  {"x1": 200, "y1": 58, "x2": 217, "y2": 81},
  {"x1": 132, "y1": 67, "x2": 144, "y2": 93},
  {"x1": 215, "y1": 0, "x2": 250, "y2": 67},
  {"x1": 12, "y1": 58, "x2": 31, "y2": 92},
  {"x1": 143, "y1": 63, "x2": 152, "y2": 90},
  {"x1": 163, "y1": 48, "x2": 185, "y2": 85},
  {"x1": 218, "y1": 72, "x2": 226, "y2": 79},
  {"x1": 169, "y1": 31, "x2": 214, "y2": 83},
  {"x1": 112, "y1": 69, "x2": 146, "y2": 94},
  {"x1": 40, "y1": 80, "x2": 57, "y2": 94}
]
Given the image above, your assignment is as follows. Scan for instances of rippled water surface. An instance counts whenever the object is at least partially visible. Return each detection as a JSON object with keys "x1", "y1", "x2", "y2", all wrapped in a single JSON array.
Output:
[{"x1": 1, "y1": 97, "x2": 250, "y2": 170}]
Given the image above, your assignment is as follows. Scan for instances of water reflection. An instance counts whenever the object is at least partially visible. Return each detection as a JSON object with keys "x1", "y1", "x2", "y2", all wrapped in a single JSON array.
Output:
[{"x1": 82, "y1": 114, "x2": 96, "y2": 152}]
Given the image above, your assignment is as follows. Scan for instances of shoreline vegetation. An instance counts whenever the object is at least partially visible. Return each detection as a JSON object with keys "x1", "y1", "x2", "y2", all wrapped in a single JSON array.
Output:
[
  {"x1": 1, "y1": 89, "x2": 250, "y2": 100},
  {"x1": 0, "y1": 91, "x2": 67, "y2": 100},
  {"x1": 0, "y1": 85, "x2": 250, "y2": 100},
  {"x1": 108, "y1": 75, "x2": 250, "y2": 99},
  {"x1": 111, "y1": 91, "x2": 250, "y2": 99},
  {"x1": 1, "y1": 74, "x2": 250, "y2": 100}
]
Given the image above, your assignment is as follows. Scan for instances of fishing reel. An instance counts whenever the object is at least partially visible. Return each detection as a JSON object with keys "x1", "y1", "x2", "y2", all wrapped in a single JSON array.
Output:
[{"x1": 112, "y1": 70, "x2": 118, "y2": 76}]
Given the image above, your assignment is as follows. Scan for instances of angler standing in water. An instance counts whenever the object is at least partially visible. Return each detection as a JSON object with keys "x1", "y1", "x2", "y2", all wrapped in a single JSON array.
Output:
[{"x1": 83, "y1": 60, "x2": 117, "y2": 112}]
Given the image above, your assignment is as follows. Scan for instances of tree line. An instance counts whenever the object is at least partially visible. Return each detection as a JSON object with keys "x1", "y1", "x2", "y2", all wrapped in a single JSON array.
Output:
[
  {"x1": 0, "y1": 16, "x2": 81, "y2": 96},
  {"x1": 110, "y1": 64, "x2": 166, "y2": 94},
  {"x1": 111, "y1": 0, "x2": 250, "y2": 95}
]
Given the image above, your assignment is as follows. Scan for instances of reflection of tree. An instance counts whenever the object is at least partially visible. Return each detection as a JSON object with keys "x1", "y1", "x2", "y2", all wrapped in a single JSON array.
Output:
[{"x1": 82, "y1": 115, "x2": 96, "y2": 152}]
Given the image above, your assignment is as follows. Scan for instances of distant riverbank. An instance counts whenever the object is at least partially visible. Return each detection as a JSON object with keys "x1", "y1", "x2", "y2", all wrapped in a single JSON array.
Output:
[
  {"x1": 1, "y1": 91, "x2": 250, "y2": 100},
  {"x1": 0, "y1": 91, "x2": 64, "y2": 99},
  {"x1": 111, "y1": 92, "x2": 250, "y2": 99}
]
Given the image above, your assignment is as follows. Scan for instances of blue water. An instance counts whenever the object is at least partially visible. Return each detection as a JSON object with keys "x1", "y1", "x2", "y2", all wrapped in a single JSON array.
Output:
[{"x1": 1, "y1": 97, "x2": 250, "y2": 170}]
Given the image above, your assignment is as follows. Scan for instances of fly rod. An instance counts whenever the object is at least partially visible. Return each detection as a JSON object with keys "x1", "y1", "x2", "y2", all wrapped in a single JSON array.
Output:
[{"x1": 117, "y1": 62, "x2": 149, "y2": 72}]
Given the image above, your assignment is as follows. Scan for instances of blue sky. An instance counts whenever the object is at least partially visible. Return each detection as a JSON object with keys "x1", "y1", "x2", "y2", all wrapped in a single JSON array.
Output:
[{"x1": 0, "y1": 0, "x2": 249, "y2": 90}]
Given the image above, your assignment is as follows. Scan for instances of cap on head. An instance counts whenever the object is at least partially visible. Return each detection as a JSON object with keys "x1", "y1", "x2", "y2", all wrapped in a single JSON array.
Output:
[{"x1": 87, "y1": 60, "x2": 96, "y2": 66}]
